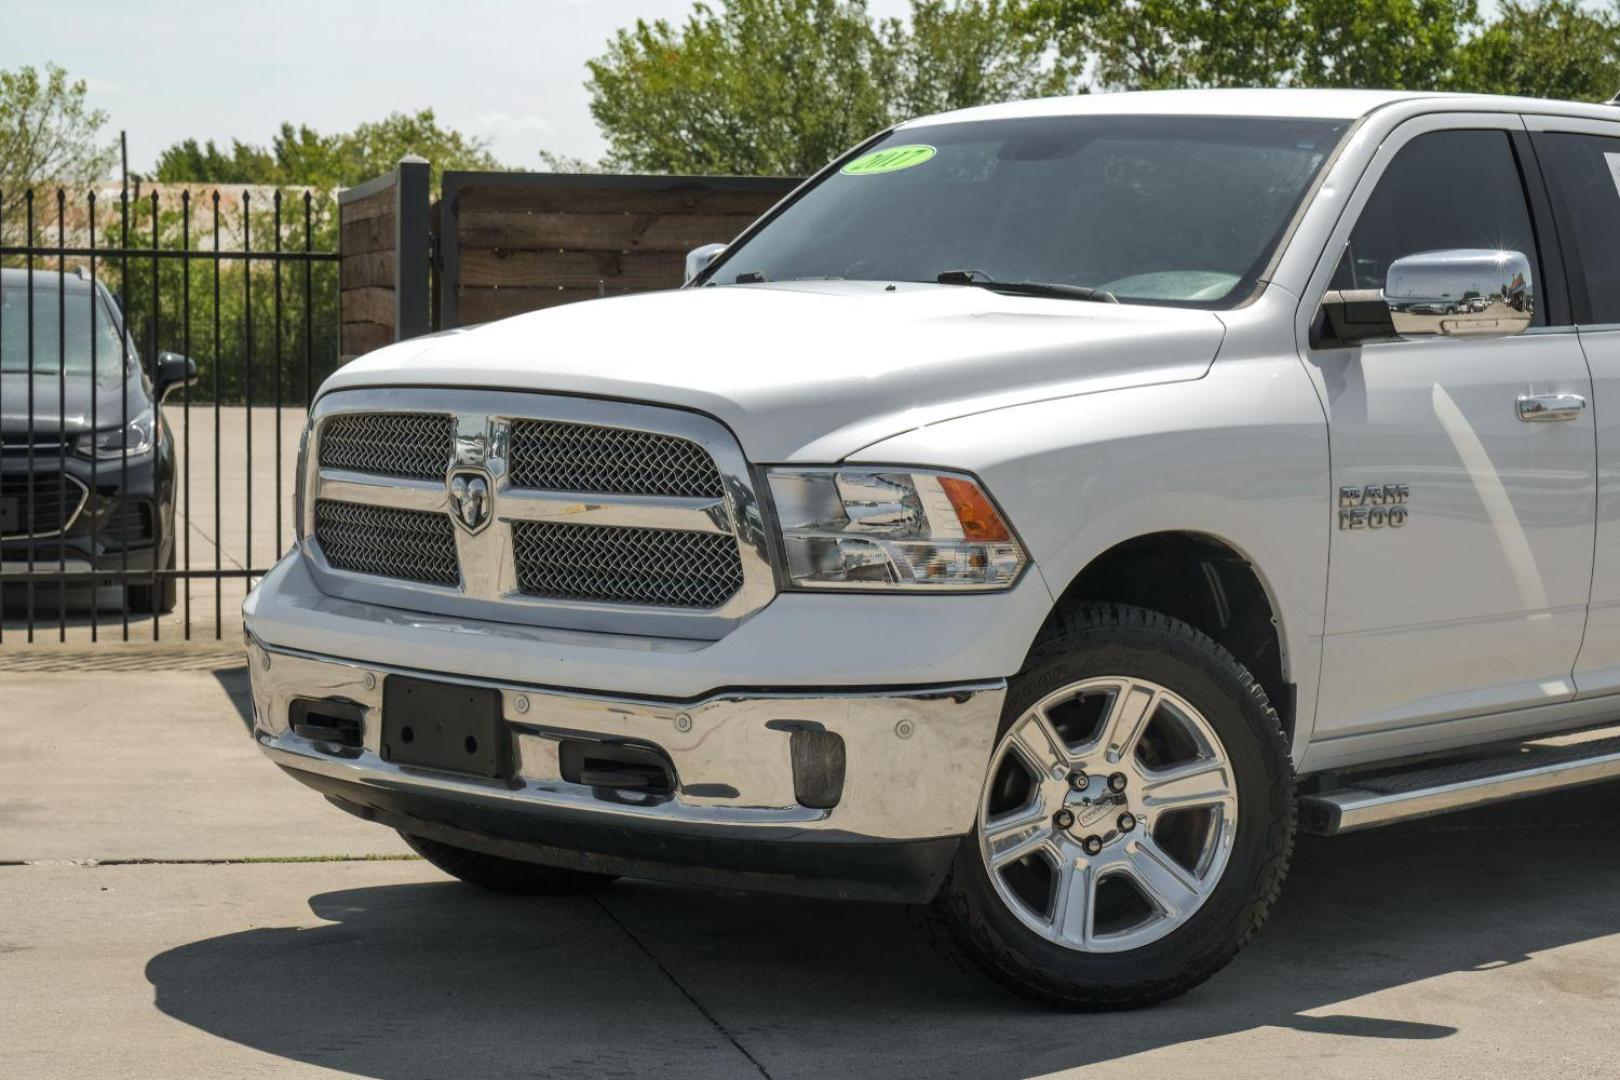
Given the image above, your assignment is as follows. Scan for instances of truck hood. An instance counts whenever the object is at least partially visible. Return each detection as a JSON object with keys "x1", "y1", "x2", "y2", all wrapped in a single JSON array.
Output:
[{"x1": 324, "y1": 280, "x2": 1225, "y2": 461}]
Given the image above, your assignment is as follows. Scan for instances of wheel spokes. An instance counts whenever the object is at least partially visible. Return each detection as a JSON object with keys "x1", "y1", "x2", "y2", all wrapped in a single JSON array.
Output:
[
  {"x1": 983, "y1": 801, "x2": 1053, "y2": 869},
  {"x1": 978, "y1": 675, "x2": 1238, "y2": 955},
  {"x1": 1121, "y1": 836, "x2": 1206, "y2": 921},
  {"x1": 1049, "y1": 845, "x2": 1096, "y2": 948},
  {"x1": 1098, "y1": 681, "x2": 1159, "y2": 764},
  {"x1": 1006, "y1": 708, "x2": 1071, "y2": 777},
  {"x1": 1138, "y1": 758, "x2": 1236, "y2": 814}
]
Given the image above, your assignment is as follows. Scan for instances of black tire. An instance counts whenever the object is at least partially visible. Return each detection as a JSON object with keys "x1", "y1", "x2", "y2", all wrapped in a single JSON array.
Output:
[
  {"x1": 914, "y1": 602, "x2": 1294, "y2": 1010},
  {"x1": 401, "y1": 832, "x2": 618, "y2": 896},
  {"x1": 129, "y1": 547, "x2": 177, "y2": 614}
]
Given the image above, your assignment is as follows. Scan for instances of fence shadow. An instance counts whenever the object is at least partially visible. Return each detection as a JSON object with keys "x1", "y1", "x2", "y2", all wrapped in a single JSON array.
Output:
[{"x1": 144, "y1": 785, "x2": 1620, "y2": 1079}]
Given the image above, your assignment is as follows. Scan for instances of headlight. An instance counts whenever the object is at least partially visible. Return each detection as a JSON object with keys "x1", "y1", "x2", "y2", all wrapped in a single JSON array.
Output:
[
  {"x1": 767, "y1": 468, "x2": 1027, "y2": 591},
  {"x1": 76, "y1": 407, "x2": 157, "y2": 459}
]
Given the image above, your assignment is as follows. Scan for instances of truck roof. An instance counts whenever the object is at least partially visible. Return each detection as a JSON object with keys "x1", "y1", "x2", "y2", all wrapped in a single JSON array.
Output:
[{"x1": 901, "y1": 87, "x2": 1620, "y2": 129}]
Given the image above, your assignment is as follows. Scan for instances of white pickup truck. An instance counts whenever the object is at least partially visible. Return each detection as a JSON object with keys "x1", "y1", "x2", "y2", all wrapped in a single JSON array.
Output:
[{"x1": 244, "y1": 89, "x2": 1620, "y2": 1008}]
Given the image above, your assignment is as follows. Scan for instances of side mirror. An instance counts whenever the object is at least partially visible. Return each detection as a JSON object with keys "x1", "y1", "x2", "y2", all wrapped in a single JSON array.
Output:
[
  {"x1": 684, "y1": 242, "x2": 727, "y2": 284},
  {"x1": 1384, "y1": 249, "x2": 1533, "y2": 337},
  {"x1": 156, "y1": 351, "x2": 198, "y2": 399},
  {"x1": 1315, "y1": 249, "x2": 1534, "y2": 347}
]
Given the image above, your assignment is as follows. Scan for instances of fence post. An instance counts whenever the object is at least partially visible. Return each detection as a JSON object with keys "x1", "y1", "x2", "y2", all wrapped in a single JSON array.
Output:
[{"x1": 394, "y1": 155, "x2": 430, "y2": 341}]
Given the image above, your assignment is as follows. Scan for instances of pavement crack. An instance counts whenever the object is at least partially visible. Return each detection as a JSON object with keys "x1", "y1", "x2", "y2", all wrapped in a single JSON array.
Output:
[
  {"x1": 0, "y1": 855, "x2": 420, "y2": 867},
  {"x1": 592, "y1": 894, "x2": 773, "y2": 1079}
]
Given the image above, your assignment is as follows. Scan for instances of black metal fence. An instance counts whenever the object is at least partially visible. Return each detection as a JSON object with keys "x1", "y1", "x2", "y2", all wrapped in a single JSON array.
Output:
[{"x1": 0, "y1": 182, "x2": 342, "y2": 644}]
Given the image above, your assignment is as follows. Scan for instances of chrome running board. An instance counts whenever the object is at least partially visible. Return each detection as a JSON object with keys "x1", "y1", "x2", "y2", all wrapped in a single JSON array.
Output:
[{"x1": 1300, "y1": 723, "x2": 1620, "y2": 835}]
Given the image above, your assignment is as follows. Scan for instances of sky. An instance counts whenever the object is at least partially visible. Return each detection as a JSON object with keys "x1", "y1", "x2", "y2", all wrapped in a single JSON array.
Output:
[{"x1": 0, "y1": 0, "x2": 914, "y2": 175}]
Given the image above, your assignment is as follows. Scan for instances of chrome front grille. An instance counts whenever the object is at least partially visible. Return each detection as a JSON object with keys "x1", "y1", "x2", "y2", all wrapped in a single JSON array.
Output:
[
  {"x1": 303, "y1": 391, "x2": 774, "y2": 637},
  {"x1": 507, "y1": 420, "x2": 723, "y2": 498},
  {"x1": 314, "y1": 499, "x2": 458, "y2": 586},
  {"x1": 512, "y1": 520, "x2": 744, "y2": 608},
  {"x1": 318, "y1": 412, "x2": 453, "y2": 480}
]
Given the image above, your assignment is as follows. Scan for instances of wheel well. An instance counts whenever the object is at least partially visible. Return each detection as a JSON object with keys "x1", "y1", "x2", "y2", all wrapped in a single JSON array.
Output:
[{"x1": 1050, "y1": 532, "x2": 1293, "y2": 740}]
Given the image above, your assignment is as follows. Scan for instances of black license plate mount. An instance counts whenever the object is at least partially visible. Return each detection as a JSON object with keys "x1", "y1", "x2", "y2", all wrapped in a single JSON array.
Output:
[{"x1": 380, "y1": 676, "x2": 510, "y2": 779}]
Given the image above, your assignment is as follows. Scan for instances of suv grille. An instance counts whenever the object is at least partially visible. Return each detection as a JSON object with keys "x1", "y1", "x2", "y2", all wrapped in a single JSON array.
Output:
[
  {"x1": 508, "y1": 420, "x2": 723, "y2": 498},
  {"x1": 512, "y1": 520, "x2": 743, "y2": 608},
  {"x1": 318, "y1": 412, "x2": 453, "y2": 480},
  {"x1": 1, "y1": 473, "x2": 87, "y2": 537},
  {"x1": 314, "y1": 499, "x2": 458, "y2": 585}
]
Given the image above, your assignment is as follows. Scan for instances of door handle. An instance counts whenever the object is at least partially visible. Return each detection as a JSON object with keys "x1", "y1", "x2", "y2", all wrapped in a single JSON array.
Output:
[{"x1": 1517, "y1": 393, "x2": 1586, "y2": 422}]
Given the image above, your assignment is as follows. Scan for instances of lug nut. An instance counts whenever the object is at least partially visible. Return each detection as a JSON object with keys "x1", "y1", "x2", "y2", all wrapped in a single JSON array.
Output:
[
  {"x1": 1054, "y1": 808, "x2": 1075, "y2": 829},
  {"x1": 1108, "y1": 772, "x2": 1128, "y2": 793},
  {"x1": 1117, "y1": 812, "x2": 1137, "y2": 832},
  {"x1": 1082, "y1": 835, "x2": 1104, "y2": 856},
  {"x1": 1068, "y1": 771, "x2": 1089, "y2": 792}
]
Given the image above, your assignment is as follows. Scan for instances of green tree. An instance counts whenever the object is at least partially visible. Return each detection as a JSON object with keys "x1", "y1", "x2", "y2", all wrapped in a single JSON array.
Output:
[
  {"x1": 153, "y1": 110, "x2": 501, "y2": 192},
  {"x1": 0, "y1": 63, "x2": 116, "y2": 243},
  {"x1": 1029, "y1": 0, "x2": 1300, "y2": 90},
  {"x1": 153, "y1": 138, "x2": 279, "y2": 185},
  {"x1": 891, "y1": 0, "x2": 1064, "y2": 117},
  {"x1": 1025, "y1": 0, "x2": 1479, "y2": 92},
  {"x1": 583, "y1": 0, "x2": 1054, "y2": 175},
  {"x1": 585, "y1": 0, "x2": 900, "y2": 175},
  {"x1": 1452, "y1": 0, "x2": 1620, "y2": 102},
  {"x1": 1296, "y1": 0, "x2": 1478, "y2": 89}
]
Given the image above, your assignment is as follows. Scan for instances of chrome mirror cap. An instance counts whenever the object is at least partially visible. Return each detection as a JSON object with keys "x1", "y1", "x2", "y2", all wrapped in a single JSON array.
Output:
[
  {"x1": 684, "y1": 242, "x2": 728, "y2": 284},
  {"x1": 1383, "y1": 248, "x2": 1533, "y2": 338}
]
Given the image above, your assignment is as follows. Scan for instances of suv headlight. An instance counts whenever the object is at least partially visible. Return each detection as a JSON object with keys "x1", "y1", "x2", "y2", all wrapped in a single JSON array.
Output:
[
  {"x1": 766, "y1": 468, "x2": 1027, "y2": 591},
  {"x1": 76, "y1": 406, "x2": 157, "y2": 460}
]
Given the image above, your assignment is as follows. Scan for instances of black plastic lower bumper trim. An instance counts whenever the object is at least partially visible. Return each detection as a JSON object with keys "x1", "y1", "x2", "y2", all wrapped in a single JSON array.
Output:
[{"x1": 283, "y1": 766, "x2": 962, "y2": 904}]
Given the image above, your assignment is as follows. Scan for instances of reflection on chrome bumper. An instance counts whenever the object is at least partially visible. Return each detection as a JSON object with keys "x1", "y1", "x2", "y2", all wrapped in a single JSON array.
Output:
[{"x1": 246, "y1": 639, "x2": 1006, "y2": 845}]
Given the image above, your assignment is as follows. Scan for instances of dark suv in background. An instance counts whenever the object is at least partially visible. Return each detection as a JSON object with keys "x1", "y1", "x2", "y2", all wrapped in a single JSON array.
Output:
[{"x1": 1, "y1": 267, "x2": 194, "y2": 613}]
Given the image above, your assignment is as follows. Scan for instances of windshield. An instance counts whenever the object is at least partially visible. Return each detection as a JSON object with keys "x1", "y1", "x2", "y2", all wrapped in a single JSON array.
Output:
[
  {"x1": 0, "y1": 285, "x2": 129, "y2": 378},
  {"x1": 708, "y1": 115, "x2": 1350, "y2": 308}
]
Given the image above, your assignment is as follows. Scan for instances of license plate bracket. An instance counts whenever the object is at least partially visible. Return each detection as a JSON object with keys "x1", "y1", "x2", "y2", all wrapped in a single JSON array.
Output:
[{"x1": 380, "y1": 676, "x2": 510, "y2": 779}]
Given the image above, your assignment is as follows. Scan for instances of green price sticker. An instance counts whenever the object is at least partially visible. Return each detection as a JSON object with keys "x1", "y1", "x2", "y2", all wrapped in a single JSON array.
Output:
[{"x1": 841, "y1": 144, "x2": 937, "y2": 176}]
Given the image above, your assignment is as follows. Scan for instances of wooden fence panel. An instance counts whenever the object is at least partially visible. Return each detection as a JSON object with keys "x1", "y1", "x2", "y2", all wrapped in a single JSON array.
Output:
[
  {"x1": 336, "y1": 157, "x2": 430, "y2": 357},
  {"x1": 337, "y1": 182, "x2": 395, "y2": 357},
  {"x1": 440, "y1": 173, "x2": 800, "y2": 328}
]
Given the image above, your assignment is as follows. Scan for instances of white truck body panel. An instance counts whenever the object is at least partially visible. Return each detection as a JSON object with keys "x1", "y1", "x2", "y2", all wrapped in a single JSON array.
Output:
[{"x1": 243, "y1": 89, "x2": 1620, "y2": 886}]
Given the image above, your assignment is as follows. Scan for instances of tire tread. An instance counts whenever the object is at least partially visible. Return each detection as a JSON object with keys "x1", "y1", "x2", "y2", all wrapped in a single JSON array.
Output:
[{"x1": 913, "y1": 601, "x2": 1295, "y2": 1010}]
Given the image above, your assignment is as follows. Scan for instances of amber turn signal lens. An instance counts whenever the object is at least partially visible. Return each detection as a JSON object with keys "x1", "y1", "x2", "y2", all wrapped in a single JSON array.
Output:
[{"x1": 938, "y1": 476, "x2": 1011, "y2": 542}]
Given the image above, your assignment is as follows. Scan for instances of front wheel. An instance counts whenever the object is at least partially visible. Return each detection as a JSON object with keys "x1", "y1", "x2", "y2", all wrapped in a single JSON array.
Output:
[{"x1": 915, "y1": 603, "x2": 1294, "y2": 1009}]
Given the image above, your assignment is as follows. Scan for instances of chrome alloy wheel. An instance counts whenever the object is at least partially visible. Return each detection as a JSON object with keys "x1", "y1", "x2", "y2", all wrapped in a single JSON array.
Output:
[{"x1": 977, "y1": 677, "x2": 1240, "y2": 953}]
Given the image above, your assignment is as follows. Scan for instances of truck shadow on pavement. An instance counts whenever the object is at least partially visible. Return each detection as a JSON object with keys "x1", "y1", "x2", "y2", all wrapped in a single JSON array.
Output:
[{"x1": 144, "y1": 786, "x2": 1620, "y2": 1079}]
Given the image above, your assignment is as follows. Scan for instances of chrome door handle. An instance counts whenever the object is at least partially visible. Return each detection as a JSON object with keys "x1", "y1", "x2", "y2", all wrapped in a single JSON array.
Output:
[{"x1": 1517, "y1": 393, "x2": 1586, "y2": 422}]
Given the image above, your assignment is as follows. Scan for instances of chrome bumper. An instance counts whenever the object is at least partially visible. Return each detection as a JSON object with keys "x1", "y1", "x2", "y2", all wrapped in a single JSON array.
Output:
[{"x1": 247, "y1": 640, "x2": 1006, "y2": 855}]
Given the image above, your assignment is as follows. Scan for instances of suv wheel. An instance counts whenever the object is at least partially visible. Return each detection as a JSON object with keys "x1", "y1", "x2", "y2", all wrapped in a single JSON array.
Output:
[
  {"x1": 401, "y1": 833, "x2": 618, "y2": 896},
  {"x1": 916, "y1": 603, "x2": 1294, "y2": 1009}
]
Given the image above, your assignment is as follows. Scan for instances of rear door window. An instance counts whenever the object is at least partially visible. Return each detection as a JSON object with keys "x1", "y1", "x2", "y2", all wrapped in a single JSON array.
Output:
[{"x1": 1534, "y1": 132, "x2": 1620, "y2": 325}]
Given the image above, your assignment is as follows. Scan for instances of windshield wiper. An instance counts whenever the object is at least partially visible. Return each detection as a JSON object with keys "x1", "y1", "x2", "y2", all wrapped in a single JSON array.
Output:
[{"x1": 935, "y1": 269, "x2": 1117, "y2": 304}]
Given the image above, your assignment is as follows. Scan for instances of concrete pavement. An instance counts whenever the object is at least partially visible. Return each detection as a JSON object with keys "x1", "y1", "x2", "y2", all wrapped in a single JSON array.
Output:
[{"x1": 2, "y1": 667, "x2": 1619, "y2": 1078}]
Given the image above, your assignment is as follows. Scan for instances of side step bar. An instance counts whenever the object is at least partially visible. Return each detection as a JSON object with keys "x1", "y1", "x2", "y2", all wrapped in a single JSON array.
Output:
[{"x1": 1300, "y1": 725, "x2": 1620, "y2": 835}]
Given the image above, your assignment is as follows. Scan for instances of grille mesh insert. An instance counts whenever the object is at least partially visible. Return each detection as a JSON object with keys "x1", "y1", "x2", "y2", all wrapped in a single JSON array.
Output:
[
  {"x1": 1, "y1": 473, "x2": 85, "y2": 537},
  {"x1": 512, "y1": 520, "x2": 743, "y2": 608},
  {"x1": 319, "y1": 413, "x2": 453, "y2": 480},
  {"x1": 507, "y1": 420, "x2": 723, "y2": 498},
  {"x1": 314, "y1": 499, "x2": 458, "y2": 586}
]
